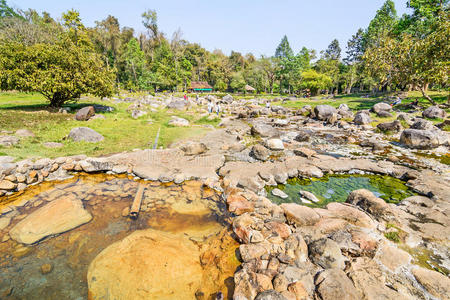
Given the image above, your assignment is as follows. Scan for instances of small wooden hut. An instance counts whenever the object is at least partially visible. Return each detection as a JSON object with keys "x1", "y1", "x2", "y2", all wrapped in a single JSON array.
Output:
[
  {"x1": 188, "y1": 81, "x2": 213, "y2": 93},
  {"x1": 245, "y1": 84, "x2": 256, "y2": 93}
]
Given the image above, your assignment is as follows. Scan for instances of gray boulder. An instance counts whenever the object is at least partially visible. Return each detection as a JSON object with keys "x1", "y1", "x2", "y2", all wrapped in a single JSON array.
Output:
[
  {"x1": 222, "y1": 94, "x2": 234, "y2": 103},
  {"x1": 250, "y1": 144, "x2": 270, "y2": 161},
  {"x1": 251, "y1": 123, "x2": 278, "y2": 137},
  {"x1": 15, "y1": 129, "x2": 35, "y2": 137},
  {"x1": 0, "y1": 135, "x2": 20, "y2": 147},
  {"x1": 422, "y1": 106, "x2": 447, "y2": 119},
  {"x1": 166, "y1": 100, "x2": 189, "y2": 110},
  {"x1": 353, "y1": 112, "x2": 371, "y2": 125},
  {"x1": 309, "y1": 238, "x2": 346, "y2": 269},
  {"x1": 68, "y1": 127, "x2": 104, "y2": 143},
  {"x1": 314, "y1": 105, "x2": 337, "y2": 121},
  {"x1": 400, "y1": 129, "x2": 447, "y2": 149},
  {"x1": 377, "y1": 120, "x2": 402, "y2": 132},
  {"x1": 372, "y1": 102, "x2": 392, "y2": 113},
  {"x1": 75, "y1": 106, "x2": 95, "y2": 121},
  {"x1": 255, "y1": 290, "x2": 288, "y2": 300},
  {"x1": 180, "y1": 142, "x2": 208, "y2": 155},
  {"x1": 376, "y1": 111, "x2": 393, "y2": 118},
  {"x1": 410, "y1": 119, "x2": 434, "y2": 130},
  {"x1": 131, "y1": 110, "x2": 147, "y2": 119}
]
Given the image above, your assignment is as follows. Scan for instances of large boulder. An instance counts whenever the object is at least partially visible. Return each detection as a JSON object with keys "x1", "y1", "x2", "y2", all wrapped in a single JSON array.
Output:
[
  {"x1": 251, "y1": 123, "x2": 278, "y2": 138},
  {"x1": 280, "y1": 203, "x2": 320, "y2": 226},
  {"x1": 15, "y1": 129, "x2": 35, "y2": 137},
  {"x1": 353, "y1": 112, "x2": 371, "y2": 125},
  {"x1": 0, "y1": 180, "x2": 16, "y2": 190},
  {"x1": 314, "y1": 105, "x2": 337, "y2": 121},
  {"x1": 88, "y1": 229, "x2": 206, "y2": 299},
  {"x1": 180, "y1": 142, "x2": 208, "y2": 155},
  {"x1": 168, "y1": 116, "x2": 189, "y2": 127},
  {"x1": 422, "y1": 106, "x2": 447, "y2": 119},
  {"x1": 0, "y1": 135, "x2": 20, "y2": 147},
  {"x1": 166, "y1": 100, "x2": 189, "y2": 110},
  {"x1": 412, "y1": 267, "x2": 450, "y2": 299},
  {"x1": 315, "y1": 269, "x2": 360, "y2": 300},
  {"x1": 410, "y1": 119, "x2": 434, "y2": 130},
  {"x1": 372, "y1": 102, "x2": 392, "y2": 113},
  {"x1": 9, "y1": 197, "x2": 92, "y2": 244},
  {"x1": 250, "y1": 144, "x2": 270, "y2": 161},
  {"x1": 68, "y1": 127, "x2": 104, "y2": 143},
  {"x1": 377, "y1": 120, "x2": 402, "y2": 132},
  {"x1": 266, "y1": 139, "x2": 284, "y2": 150},
  {"x1": 400, "y1": 129, "x2": 447, "y2": 149},
  {"x1": 222, "y1": 94, "x2": 234, "y2": 103},
  {"x1": 75, "y1": 106, "x2": 95, "y2": 121},
  {"x1": 346, "y1": 189, "x2": 391, "y2": 219},
  {"x1": 308, "y1": 238, "x2": 346, "y2": 269}
]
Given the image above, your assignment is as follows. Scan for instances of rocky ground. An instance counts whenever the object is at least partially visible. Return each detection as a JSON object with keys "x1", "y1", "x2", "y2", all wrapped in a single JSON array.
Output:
[{"x1": 0, "y1": 94, "x2": 449, "y2": 299}]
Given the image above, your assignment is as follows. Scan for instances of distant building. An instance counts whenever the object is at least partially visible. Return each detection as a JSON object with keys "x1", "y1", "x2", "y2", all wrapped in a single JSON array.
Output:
[
  {"x1": 245, "y1": 84, "x2": 256, "y2": 93},
  {"x1": 189, "y1": 81, "x2": 213, "y2": 92}
]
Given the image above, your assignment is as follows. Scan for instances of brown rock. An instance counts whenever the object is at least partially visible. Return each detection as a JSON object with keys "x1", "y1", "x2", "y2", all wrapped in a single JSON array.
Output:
[
  {"x1": 75, "y1": 106, "x2": 95, "y2": 121},
  {"x1": 273, "y1": 274, "x2": 289, "y2": 292},
  {"x1": 233, "y1": 213, "x2": 255, "y2": 243},
  {"x1": 9, "y1": 197, "x2": 92, "y2": 244},
  {"x1": 280, "y1": 203, "x2": 320, "y2": 226},
  {"x1": 293, "y1": 147, "x2": 316, "y2": 158},
  {"x1": 62, "y1": 163, "x2": 75, "y2": 170},
  {"x1": 287, "y1": 281, "x2": 309, "y2": 300},
  {"x1": 0, "y1": 180, "x2": 16, "y2": 190},
  {"x1": 28, "y1": 170, "x2": 37, "y2": 178},
  {"x1": 315, "y1": 268, "x2": 359, "y2": 300},
  {"x1": 346, "y1": 189, "x2": 392, "y2": 220},
  {"x1": 239, "y1": 244, "x2": 268, "y2": 262},
  {"x1": 326, "y1": 202, "x2": 376, "y2": 229},
  {"x1": 412, "y1": 267, "x2": 450, "y2": 299},
  {"x1": 374, "y1": 243, "x2": 411, "y2": 272},
  {"x1": 227, "y1": 194, "x2": 254, "y2": 215}
]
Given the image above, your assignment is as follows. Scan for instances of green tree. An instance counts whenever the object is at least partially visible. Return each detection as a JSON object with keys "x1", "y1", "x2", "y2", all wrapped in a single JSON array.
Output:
[
  {"x1": 300, "y1": 70, "x2": 333, "y2": 95},
  {"x1": 0, "y1": 0, "x2": 20, "y2": 18},
  {"x1": 324, "y1": 39, "x2": 341, "y2": 60},
  {"x1": 275, "y1": 35, "x2": 293, "y2": 58},
  {"x1": 0, "y1": 10, "x2": 115, "y2": 107}
]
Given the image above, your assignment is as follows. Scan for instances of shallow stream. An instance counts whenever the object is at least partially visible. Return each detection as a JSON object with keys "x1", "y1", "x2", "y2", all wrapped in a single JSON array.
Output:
[{"x1": 0, "y1": 174, "x2": 239, "y2": 300}]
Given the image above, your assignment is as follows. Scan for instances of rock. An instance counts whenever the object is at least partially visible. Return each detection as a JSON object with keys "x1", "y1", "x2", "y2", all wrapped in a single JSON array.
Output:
[
  {"x1": 410, "y1": 119, "x2": 434, "y2": 130},
  {"x1": 255, "y1": 290, "x2": 288, "y2": 300},
  {"x1": 325, "y1": 202, "x2": 375, "y2": 229},
  {"x1": 314, "y1": 105, "x2": 337, "y2": 121},
  {"x1": 227, "y1": 194, "x2": 254, "y2": 215},
  {"x1": 299, "y1": 190, "x2": 319, "y2": 202},
  {"x1": 309, "y1": 238, "x2": 346, "y2": 269},
  {"x1": 422, "y1": 106, "x2": 447, "y2": 119},
  {"x1": 68, "y1": 127, "x2": 104, "y2": 143},
  {"x1": 273, "y1": 274, "x2": 289, "y2": 292},
  {"x1": 222, "y1": 94, "x2": 234, "y2": 103},
  {"x1": 0, "y1": 135, "x2": 20, "y2": 147},
  {"x1": 294, "y1": 131, "x2": 310, "y2": 142},
  {"x1": 377, "y1": 120, "x2": 402, "y2": 132},
  {"x1": 338, "y1": 104, "x2": 349, "y2": 111},
  {"x1": 280, "y1": 203, "x2": 320, "y2": 226},
  {"x1": 181, "y1": 142, "x2": 208, "y2": 155},
  {"x1": 315, "y1": 269, "x2": 359, "y2": 300},
  {"x1": 326, "y1": 113, "x2": 338, "y2": 124},
  {"x1": 400, "y1": 129, "x2": 447, "y2": 149},
  {"x1": 239, "y1": 244, "x2": 268, "y2": 262},
  {"x1": 353, "y1": 112, "x2": 371, "y2": 125},
  {"x1": 15, "y1": 129, "x2": 35, "y2": 137},
  {"x1": 376, "y1": 111, "x2": 393, "y2": 118},
  {"x1": 75, "y1": 106, "x2": 95, "y2": 121},
  {"x1": 287, "y1": 282, "x2": 309, "y2": 300},
  {"x1": 88, "y1": 229, "x2": 205, "y2": 299},
  {"x1": 79, "y1": 159, "x2": 114, "y2": 172},
  {"x1": 43, "y1": 142, "x2": 64, "y2": 148},
  {"x1": 9, "y1": 197, "x2": 92, "y2": 244},
  {"x1": 266, "y1": 139, "x2": 284, "y2": 150},
  {"x1": 251, "y1": 144, "x2": 270, "y2": 161},
  {"x1": 251, "y1": 123, "x2": 279, "y2": 138},
  {"x1": 234, "y1": 269, "x2": 259, "y2": 299},
  {"x1": 168, "y1": 116, "x2": 189, "y2": 127},
  {"x1": 0, "y1": 156, "x2": 14, "y2": 163},
  {"x1": 293, "y1": 148, "x2": 316, "y2": 158},
  {"x1": 412, "y1": 267, "x2": 450, "y2": 299},
  {"x1": 131, "y1": 110, "x2": 147, "y2": 119},
  {"x1": 0, "y1": 217, "x2": 11, "y2": 230},
  {"x1": 272, "y1": 188, "x2": 288, "y2": 199},
  {"x1": 372, "y1": 102, "x2": 392, "y2": 113},
  {"x1": 40, "y1": 263, "x2": 53, "y2": 274},
  {"x1": 166, "y1": 100, "x2": 189, "y2": 110},
  {"x1": 374, "y1": 243, "x2": 411, "y2": 272},
  {"x1": 0, "y1": 180, "x2": 16, "y2": 190},
  {"x1": 346, "y1": 189, "x2": 391, "y2": 220}
]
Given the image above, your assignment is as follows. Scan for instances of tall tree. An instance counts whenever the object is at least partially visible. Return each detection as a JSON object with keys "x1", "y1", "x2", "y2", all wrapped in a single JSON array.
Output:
[
  {"x1": 275, "y1": 35, "x2": 293, "y2": 58},
  {"x1": 324, "y1": 39, "x2": 341, "y2": 60}
]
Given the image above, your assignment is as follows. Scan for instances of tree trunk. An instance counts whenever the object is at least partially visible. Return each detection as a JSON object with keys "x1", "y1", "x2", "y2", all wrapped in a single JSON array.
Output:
[{"x1": 420, "y1": 86, "x2": 437, "y2": 105}]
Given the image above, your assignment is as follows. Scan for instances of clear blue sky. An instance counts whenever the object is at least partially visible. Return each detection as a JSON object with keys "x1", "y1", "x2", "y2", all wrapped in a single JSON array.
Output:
[{"x1": 10, "y1": 0, "x2": 409, "y2": 56}]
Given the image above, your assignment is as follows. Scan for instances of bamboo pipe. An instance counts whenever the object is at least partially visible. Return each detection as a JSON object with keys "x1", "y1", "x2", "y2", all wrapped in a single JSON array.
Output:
[{"x1": 130, "y1": 184, "x2": 145, "y2": 219}]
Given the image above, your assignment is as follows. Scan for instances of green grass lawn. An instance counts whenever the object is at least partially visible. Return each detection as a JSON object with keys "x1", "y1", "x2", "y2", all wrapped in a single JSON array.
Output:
[
  {"x1": 0, "y1": 91, "x2": 215, "y2": 160},
  {"x1": 271, "y1": 90, "x2": 449, "y2": 111}
]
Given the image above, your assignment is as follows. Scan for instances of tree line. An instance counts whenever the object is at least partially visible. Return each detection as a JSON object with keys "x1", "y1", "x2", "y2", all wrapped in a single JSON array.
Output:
[{"x1": 0, "y1": 0, "x2": 448, "y2": 106}]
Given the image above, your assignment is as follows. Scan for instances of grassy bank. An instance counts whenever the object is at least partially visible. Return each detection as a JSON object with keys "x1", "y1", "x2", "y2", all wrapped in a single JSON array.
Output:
[{"x1": 0, "y1": 92, "x2": 216, "y2": 160}]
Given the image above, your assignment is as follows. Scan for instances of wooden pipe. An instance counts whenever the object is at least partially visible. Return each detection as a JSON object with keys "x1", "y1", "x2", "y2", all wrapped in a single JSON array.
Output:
[{"x1": 130, "y1": 184, "x2": 145, "y2": 219}]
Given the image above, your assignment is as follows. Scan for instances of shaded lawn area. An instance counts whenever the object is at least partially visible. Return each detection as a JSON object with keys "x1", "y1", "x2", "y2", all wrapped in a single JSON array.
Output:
[{"x1": 0, "y1": 92, "x2": 215, "y2": 160}]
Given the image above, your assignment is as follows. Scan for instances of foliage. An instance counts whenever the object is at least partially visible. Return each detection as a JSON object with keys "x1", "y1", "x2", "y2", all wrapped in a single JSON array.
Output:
[{"x1": 300, "y1": 69, "x2": 333, "y2": 95}]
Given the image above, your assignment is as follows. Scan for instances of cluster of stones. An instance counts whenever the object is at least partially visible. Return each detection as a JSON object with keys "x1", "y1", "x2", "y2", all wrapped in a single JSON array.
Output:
[{"x1": 224, "y1": 185, "x2": 450, "y2": 300}]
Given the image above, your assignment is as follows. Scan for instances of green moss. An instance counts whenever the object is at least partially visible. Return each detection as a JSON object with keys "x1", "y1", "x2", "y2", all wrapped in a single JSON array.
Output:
[
  {"x1": 414, "y1": 152, "x2": 450, "y2": 165},
  {"x1": 384, "y1": 232, "x2": 400, "y2": 243},
  {"x1": 266, "y1": 174, "x2": 416, "y2": 207}
]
